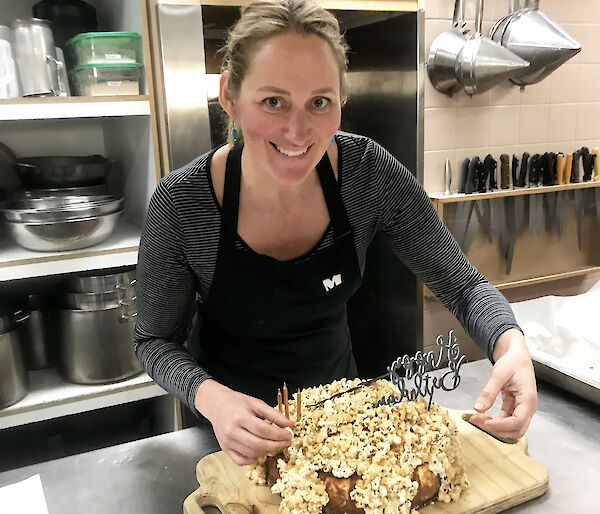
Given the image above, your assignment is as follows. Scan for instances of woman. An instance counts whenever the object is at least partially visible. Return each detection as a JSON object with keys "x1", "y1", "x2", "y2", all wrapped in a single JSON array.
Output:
[{"x1": 134, "y1": 0, "x2": 537, "y2": 466}]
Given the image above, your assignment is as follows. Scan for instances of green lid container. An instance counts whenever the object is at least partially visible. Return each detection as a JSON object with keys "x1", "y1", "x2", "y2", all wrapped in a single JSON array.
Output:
[{"x1": 66, "y1": 31, "x2": 142, "y2": 67}]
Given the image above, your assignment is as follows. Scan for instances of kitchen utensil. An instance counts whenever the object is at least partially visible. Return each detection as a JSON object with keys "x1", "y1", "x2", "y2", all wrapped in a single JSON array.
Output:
[
  {"x1": 17, "y1": 294, "x2": 53, "y2": 370},
  {"x1": 465, "y1": 156, "x2": 479, "y2": 194},
  {"x1": 7, "y1": 194, "x2": 116, "y2": 210},
  {"x1": 486, "y1": 154, "x2": 498, "y2": 190},
  {"x1": 426, "y1": 0, "x2": 470, "y2": 96},
  {"x1": 517, "y1": 152, "x2": 529, "y2": 187},
  {"x1": 455, "y1": 0, "x2": 529, "y2": 96},
  {"x1": 582, "y1": 148, "x2": 594, "y2": 182},
  {"x1": 490, "y1": 0, "x2": 581, "y2": 86},
  {"x1": 185, "y1": 410, "x2": 549, "y2": 514},
  {"x1": 0, "y1": 30, "x2": 20, "y2": 99},
  {"x1": 57, "y1": 305, "x2": 142, "y2": 384},
  {"x1": 5, "y1": 210, "x2": 122, "y2": 252},
  {"x1": 529, "y1": 154, "x2": 542, "y2": 186},
  {"x1": 33, "y1": 0, "x2": 98, "y2": 48},
  {"x1": 511, "y1": 154, "x2": 519, "y2": 188},
  {"x1": 0, "y1": 328, "x2": 29, "y2": 408},
  {"x1": 444, "y1": 159, "x2": 452, "y2": 195},
  {"x1": 542, "y1": 152, "x2": 555, "y2": 185},
  {"x1": 0, "y1": 308, "x2": 29, "y2": 335},
  {"x1": 54, "y1": 47, "x2": 70, "y2": 96},
  {"x1": 15, "y1": 155, "x2": 114, "y2": 188},
  {"x1": 12, "y1": 18, "x2": 62, "y2": 97},
  {"x1": 65, "y1": 267, "x2": 136, "y2": 293},
  {"x1": 571, "y1": 150, "x2": 581, "y2": 183},
  {"x1": 556, "y1": 153, "x2": 565, "y2": 184},
  {"x1": 13, "y1": 184, "x2": 109, "y2": 199},
  {"x1": 593, "y1": 148, "x2": 600, "y2": 181},
  {"x1": 1, "y1": 197, "x2": 123, "y2": 223},
  {"x1": 63, "y1": 290, "x2": 136, "y2": 310},
  {"x1": 500, "y1": 154, "x2": 510, "y2": 189},
  {"x1": 477, "y1": 156, "x2": 489, "y2": 193},
  {"x1": 564, "y1": 153, "x2": 573, "y2": 184},
  {"x1": 458, "y1": 157, "x2": 470, "y2": 193}
]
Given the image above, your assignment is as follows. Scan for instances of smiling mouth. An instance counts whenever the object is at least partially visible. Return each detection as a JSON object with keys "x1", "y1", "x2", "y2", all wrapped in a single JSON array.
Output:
[{"x1": 271, "y1": 142, "x2": 312, "y2": 157}]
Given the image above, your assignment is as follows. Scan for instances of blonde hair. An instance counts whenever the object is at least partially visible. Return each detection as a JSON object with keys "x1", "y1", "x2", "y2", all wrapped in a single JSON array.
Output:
[{"x1": 221, "y1": 0, "x2": 349, "y2": 142}]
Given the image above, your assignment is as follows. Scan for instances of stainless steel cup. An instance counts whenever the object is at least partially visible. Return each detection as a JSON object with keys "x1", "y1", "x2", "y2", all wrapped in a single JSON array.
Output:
[
  {"x1": 0, "y1": 328, "x2": 29, "y2": 408},
  {"x1": 12, "y1": 18, "x2": 60, "y2": 97}
]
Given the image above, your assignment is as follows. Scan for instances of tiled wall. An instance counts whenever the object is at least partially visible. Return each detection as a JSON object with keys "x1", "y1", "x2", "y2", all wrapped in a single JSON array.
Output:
[{"x1": 423, "y1": 0, "x2": 600, "y2": 194}]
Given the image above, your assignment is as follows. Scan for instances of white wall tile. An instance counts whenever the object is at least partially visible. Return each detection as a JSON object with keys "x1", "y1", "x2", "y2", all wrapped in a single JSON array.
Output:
[
  {"x1": 424, "y1": 71, "x2": 456, "y2": 108},
  {"x1": 519, "y1": 105, "x2": 550, "y2": 144},
  {"x1": 578, "y1": 64, "x2": 600, "y2": 102},
  {"x1": 519, "y1": 79, "x2": 551, "y2": 105},
  {"x1": 489, "y1": 81, "x2": 521, "y2": 106},
  {"x1": 456, "y1": 106, "x2": 490, "y2": 148},
  {"x1": 576, "y1": 103, "x2": 600, "y2": 140},
  {"x1": 488, "y1": 106, "x2": 520, "y2": 146},
  {"x1": 424, "y1": 107, "x2": 457, "y2": 151},
  {"x1": 548, "y1": 104, "x2": 578, "y2": 143},
  {"x1": 550, "y1": 64, "x2": 582, "y2": 104}
]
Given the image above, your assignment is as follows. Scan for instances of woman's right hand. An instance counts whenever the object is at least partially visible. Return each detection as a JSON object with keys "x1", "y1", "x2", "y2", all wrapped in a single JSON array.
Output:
[{"x1": 195, "y1": 379, "x2": 295, "y2": 466}]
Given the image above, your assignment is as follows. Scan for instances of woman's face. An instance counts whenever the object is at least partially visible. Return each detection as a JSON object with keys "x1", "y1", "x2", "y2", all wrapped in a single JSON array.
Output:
[{"x1": 221, "y1": 32, "x2": 342, "y2": 186}]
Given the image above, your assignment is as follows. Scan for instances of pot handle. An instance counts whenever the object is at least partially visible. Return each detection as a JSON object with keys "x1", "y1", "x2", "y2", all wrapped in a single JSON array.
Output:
[
  {"x1": 117, "y1": 296, "x2": 137, "y2": 307},
  {"x1": 114, "y1": 279, "x2": 136, "y2": 291},
  {"x1": 452, "y1": 0, "x2": 466, "y2": 31},
  {"x1": 14, "y1": 309, "x2": 30, "y2": 324},
  {"x1": 120, "y1": 311, "x2": 138, "y2": 321}
]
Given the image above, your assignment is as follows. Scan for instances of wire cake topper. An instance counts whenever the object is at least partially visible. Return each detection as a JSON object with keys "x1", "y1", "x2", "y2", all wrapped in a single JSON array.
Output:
[{"x1": 375, "y1": 330, "x2": 466, "y2": 410}]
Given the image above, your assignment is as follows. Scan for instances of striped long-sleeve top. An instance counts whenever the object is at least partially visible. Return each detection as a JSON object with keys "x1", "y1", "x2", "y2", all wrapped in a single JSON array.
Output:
[{"x1": 134, "y1": 131, "x2": 520, "y2": 413}]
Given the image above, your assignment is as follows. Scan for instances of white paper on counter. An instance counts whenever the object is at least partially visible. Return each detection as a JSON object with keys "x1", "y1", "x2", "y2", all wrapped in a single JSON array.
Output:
[
  {"x1": 0, "y1": 474, "x2": 49, "y2": 514},
  {"x1": 510, "y1": 279, "x2": 600, "y2": 386}
]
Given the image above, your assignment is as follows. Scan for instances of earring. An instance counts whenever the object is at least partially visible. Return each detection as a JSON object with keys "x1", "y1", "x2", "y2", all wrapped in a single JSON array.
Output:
[
  {"x1": 231, "y1": 122, "x2": 238, "y2": 142},
  {"x1": 330, "y1": 136, "x2": 335, "y2": 146}
]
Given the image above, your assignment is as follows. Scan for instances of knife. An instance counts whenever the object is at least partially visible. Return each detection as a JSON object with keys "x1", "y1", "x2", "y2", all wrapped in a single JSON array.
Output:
[
  {"x1": 556, "y1": 153, "x2": 565, "y2": 184},
  {"x1": 465, "y1": 156, "x2": 479, "y2": 194},
  {"x1": 582, "y1": 151, "x2": 594, "y2": 182},
  {"x1": 543, "y1": 152, "x2": 555, "y2": 185},
  {"x1": 518, "y1": 152, "x2": 529, "y2": 187},
  {"x1": 444, "y1": 159, "x2": 452, "y2": 194},
  {"x1": 593, "y1": 148, "x2": 600, "y2": 181},
  {"x1": 529, "y1": 154, "x2": 542, "y2": 186},
  {"x1": 571, "y1": 150, "x2": 581, "y2": 183},
  {"x1": 458, "y1": 157, "x2": 470, "y2": 193},
  {"x1": 511, "y1": 155, "x2": 519, "y2": 189},
  {"x1": 500, "y1": 154, "x2": 510, "y2": 189},
  {"x1": 564, "y1": 153, "x2": 573, "y2": 184},
  {"x1": 487, "y1": 155, "x2": 498, "y2": 190},
  {"x1": 477, "y1": 158, "x2": 488, "y2": 193}
]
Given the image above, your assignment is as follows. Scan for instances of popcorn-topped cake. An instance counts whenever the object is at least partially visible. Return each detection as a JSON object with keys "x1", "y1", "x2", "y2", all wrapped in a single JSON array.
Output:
[{"x1": 248, "y1": 378, "x2": 469, "y2": 514}]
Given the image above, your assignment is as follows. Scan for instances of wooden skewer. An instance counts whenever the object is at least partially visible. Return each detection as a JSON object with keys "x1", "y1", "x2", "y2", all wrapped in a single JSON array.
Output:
[
  {"x1": 297, "y1": 388, "x2": 301, "y2": 422},
  {"x1": 283, "y1": 382, "x2": 289, "y2": 419},
  {"x1": 277, "y1": 388, "x2": 283, "y2": 414}
]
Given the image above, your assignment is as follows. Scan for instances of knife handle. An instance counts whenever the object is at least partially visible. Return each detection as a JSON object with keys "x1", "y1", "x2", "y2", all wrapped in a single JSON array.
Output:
[
  {"x1": 593, "y1": 148, "x2": 600, "y2": 181},
  {"x1": 518, "y1": 152, "x2": 529, "y2": 187},
  {"x1": 543, "y1": 153, "x2": 555, "y2": 185},
  {"x1": 458, "y1": 157, "x2": 470, "y2": 193},
  {"x1": 556, "y1": 153, "x2": 565, "y2": 184},
  {"x1": 500, "y1": 154, "x2": 510, "y2": 189},
  {"x1": 582, "y1": 152, "x2": 594, "y2": 182},
  {"x1": 511, "y1": 155, "x2": 519, "y2": 188},
  {"x1": 571, "y1": 151, "x2": 581, "y2": 183},
  {"x1": 465, "y1": 157, "x2": 479, "y2": 194},
  {"x1": 488, "y1": 156, "x2": 498, "y2": 190},
  {"x1": 565, "y1": 153, "x2": 573, "y2": 184},
  {"x1": 530, "y1": 154, "x2": 541, "y2": 185}
]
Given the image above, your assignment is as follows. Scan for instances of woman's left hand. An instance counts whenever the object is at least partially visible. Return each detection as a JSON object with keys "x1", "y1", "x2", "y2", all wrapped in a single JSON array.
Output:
[{"x1": 469, "y1": 328, "x2": 538, "y2": 439}]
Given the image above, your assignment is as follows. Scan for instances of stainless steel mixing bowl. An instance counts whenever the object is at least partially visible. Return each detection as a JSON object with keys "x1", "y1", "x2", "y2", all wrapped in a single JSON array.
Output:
[{"x1": 5, "y1": 210, "x2": 122, "y2": 252}]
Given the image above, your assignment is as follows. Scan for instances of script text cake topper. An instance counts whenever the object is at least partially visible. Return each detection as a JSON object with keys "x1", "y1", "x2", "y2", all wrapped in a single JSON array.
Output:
[{"x1": 375, "y1": 330, "x2": 466, "y2": 410}]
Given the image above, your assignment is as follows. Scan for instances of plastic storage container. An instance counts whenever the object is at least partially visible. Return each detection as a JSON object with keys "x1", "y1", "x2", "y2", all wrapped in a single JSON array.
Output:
[
  {"x1": 70, "y1": 63, "x2": 143, "y2": 96},
  {"x1": 65, "y1": 31, "x2": 141, "y2": 66}
]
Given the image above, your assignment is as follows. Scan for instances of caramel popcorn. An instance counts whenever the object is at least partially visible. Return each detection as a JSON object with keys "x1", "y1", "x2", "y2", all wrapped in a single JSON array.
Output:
[{"x1": 248, "y1": 379, "x2": 469, "y2": 513}]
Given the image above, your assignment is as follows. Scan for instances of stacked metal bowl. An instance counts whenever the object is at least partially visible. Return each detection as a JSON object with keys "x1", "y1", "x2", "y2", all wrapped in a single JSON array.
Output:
[
  {"x1": 1, "y1": 193, "x2": 124, "y2": 251},
  {"x1": 57, "y1": 267, "x2": 142, "y2": 385}
]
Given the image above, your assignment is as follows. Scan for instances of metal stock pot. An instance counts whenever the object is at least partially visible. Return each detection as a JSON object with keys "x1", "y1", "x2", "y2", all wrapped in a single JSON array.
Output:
[
  {"x1": 0, "y1": 327, "x2": 29, "y2": 408},
  {"x1": 57, "y1": 304, "x2": 141, "y2": 384}
]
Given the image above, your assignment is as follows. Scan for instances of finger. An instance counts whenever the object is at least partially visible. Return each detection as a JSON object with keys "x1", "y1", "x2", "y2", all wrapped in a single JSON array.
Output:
[
  {"x1": 475, "y1": 403, "x2": 533, "y2": 438},
  {"x1": 474, "y1": 366, "x2": 512, "y2": 412},
  {"x1": 253, "y1": 400, "x2": 295, "y2": 429},
  {"x1": 245, "y1": 416, "x2": 293, "y2": 444},
  {"x1": 233, "y1": 427, "x2": 290, "y2": 456},
  {"x1": 225, "y1": 447, "x2": 255, "y2": 467}
]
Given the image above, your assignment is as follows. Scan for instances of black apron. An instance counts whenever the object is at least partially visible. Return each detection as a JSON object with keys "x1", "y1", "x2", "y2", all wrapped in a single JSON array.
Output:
[{"x1": 192, "y1": 143, "x2": 362, "y2": 405}]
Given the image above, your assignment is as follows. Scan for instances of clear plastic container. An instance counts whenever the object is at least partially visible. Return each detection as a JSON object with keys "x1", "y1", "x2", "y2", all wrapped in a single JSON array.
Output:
[
  {"x1": 70, "y1": 63, "x2": 143, "y2": 96},
  {"x1": 65, "y1": 31, "x2": 142, "y2": 66}
]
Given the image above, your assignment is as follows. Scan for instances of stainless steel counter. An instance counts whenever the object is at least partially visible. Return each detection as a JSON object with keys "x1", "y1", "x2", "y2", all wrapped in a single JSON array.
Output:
[{"x1": 1, "y1": 360, "x2": 598, "y2": 513}]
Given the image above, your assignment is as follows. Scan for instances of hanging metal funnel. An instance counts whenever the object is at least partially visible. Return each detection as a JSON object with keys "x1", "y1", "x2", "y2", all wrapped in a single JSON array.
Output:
[
  {"x1": 491, "y1": 0, "x2": 581, "y2": 86},
  {"x1": 455, "y1": 0, "x2": 530, "y2": 96},
  {"x1": 426, "y1": 0, "x2": 470, "y2": 96}
]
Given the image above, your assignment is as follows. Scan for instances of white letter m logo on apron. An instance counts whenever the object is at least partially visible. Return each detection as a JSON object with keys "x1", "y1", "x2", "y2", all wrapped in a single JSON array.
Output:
[{"x1": 322, "y1": 273, "x2": 342, "y2": 292}]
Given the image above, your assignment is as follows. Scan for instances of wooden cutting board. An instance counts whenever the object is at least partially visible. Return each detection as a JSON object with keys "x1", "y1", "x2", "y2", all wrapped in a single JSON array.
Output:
[{"x1": 183, "y1": 410, "x2": 548, "y2": 514}]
